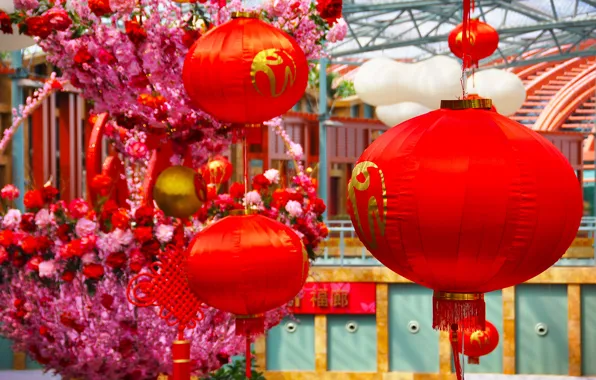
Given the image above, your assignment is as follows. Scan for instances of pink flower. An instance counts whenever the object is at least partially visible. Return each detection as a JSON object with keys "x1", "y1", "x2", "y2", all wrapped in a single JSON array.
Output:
[
  {"x1": 35, "y1": 209, "x2": 55, "y2": 229},
  {"x1": 289, "y1": 142, "x2": 304, "y2": 160},
  {"x1": 285, "y1": 200, "x2": 303, "y2": 217},
  {"x1": 244, "y1": 190, "x2": 262, "y2": 206},
  {"x1": 38, "y1": 260, "x2": 56, "y2": 277},
  {"x1": 326, "y1": 18, "x2": 348, "y2": 43},
  {"x1": 109, "y1": 0, "x2": 135, "y2": 14},
  {"x1": 126, "y1": 141, "x2": 148, "y2": 159},
  {"x1": 81, "y1": 253, "x2": 97, "y2": 264},
  {"x1": 155, "y1": 224, "x2": 174, "y2": 244},
  {"x1": 14, "y1": 0, "x2": 39, "y2": 10},
  {"x1": 264, "y1": 169, "x2": 280, "y2": 184},
  {"x1": 69, "y1": 199, "x2": 90, "y2": 219},
  {"x1": 1, "y1": 185, "x2": 20, "y2": 200},
  {"x1": 75, "y1": 218, "x2": 97, "y2": 237},
  {"x1": 2, "y1": 209, "x2": 22, "y2": 230}
]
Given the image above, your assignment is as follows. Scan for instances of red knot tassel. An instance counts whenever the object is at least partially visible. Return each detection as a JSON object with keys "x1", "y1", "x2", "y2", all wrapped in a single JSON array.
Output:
[
  {"x1": 172, "y1": 339, "x2": 191, "y2": 380},
  {"x1": 432, "y1": 291, "x2": 485, "y2": 332},
  {"x1": 451, "y1": 324, "x2": 464, "y2": 380},
  {"x1": 235, "y1": 315, "x2": 265, "y2": 336},
  {"x1": 468, "y1": 356, "x2": 480, "y2": 365},
  {"x1": 245, "y1": 335, "x2": 252, "y2": 378}
]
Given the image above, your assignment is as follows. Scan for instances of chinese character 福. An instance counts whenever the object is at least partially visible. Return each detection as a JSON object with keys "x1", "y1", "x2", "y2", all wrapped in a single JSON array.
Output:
[{"x1": 311, "y1": 289, "x2": 329, "y2": 308}]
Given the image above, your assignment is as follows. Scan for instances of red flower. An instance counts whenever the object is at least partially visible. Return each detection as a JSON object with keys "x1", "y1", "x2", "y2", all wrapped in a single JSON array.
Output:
[
  {"x1": 133, "y1": 226, "x2": 153, "y2": 243},
  {"x1": 129, "y1": 74, "x2": 150, "y2": 89},
  {"x1": 252, "y1": 174, "x2": 271, "y2": 191},
  {"x1": 65, "y1": 239, "x2": 86, "y2": 258},
  {"x1": 319, "y1": 223, "x2": 329, "y2": 238},
  {"x1": 39, "y1": 325, "x2": 55, "y2": 343},
  {"x1": 19, "y1": 213, "x2": 36, "y2": 232},
  {"x1": 272, "y1": 189, "x2": 290, "y2": 208},
  {"x1": 25, "y1": 16, "x2": 51, "y2": 38},
  {"x1": 111, "y1": 209, "x2": 130, "y2": 230},
  {"x1": 142, "y1": 240, "x2": 160, "y2": 258},
  {"x1": 0, "y1": 230, "x2": 14, "y2": 247},
  {"x1": 117, "y1": 338, "x2": 134, "y2": 358},
  {"x1": 27, "y1": 256, "x2": 43, "y2": 271},
  {"x1": 100, "y1": 294, "x2": 114, "y2": 310},
  {"x1": 91, "y1": 174, "x2": 113, "y2": 196},
  {"x1": 129, "y1": 249, "x2": 146, "y2": 272},
  {"x1": 50, "y1": 79, "x2": 62, "y2": 90},
  {"x1": 0, "y1": 11, "x2": 12, "y2": 34},
  {"x1": 311, "y1": 198, "x2": 326, "y2": 214},
  {"x1": 0, "y1": 247, "x2": 8, "y2": 264},
  {"x1": 97, "y1": 48, "x2": 116, "y2": 64},
  {"x1": 23, "y1": 190, "x2": 44, "y2": 210},
  {"x1": 106, "y1": 251, "x2": 127, "y2": 269},
  {"x1": 88, "y1": 0, "x2": 112, "y2": 16},
  {"x1": 83, "y1": 263, "x2": 105, "y2": 279},
  {"x1": 42, "y1": 185, "x2": 59, "y2": 202},
  {"x1": 0, "y1": 184, "x2": 20, "y2": 200},
  {"x1": 134, "y1": 206, "x2": 154, "y2": 226},
  {"x1": 57, "y1": 224, "x2": 71, "y2": 242},
  {"x1": 21, "y1": 236, "x2": 38, "y2": 255},
  {"x1": 45, "y1": 8, "x2": 71, "y2": 31},
  {"x1": 138, "y1": 93, "x2": 166, "y2": 109},
  {"x1": 36, "y1": 236, "x2": 52, "y2": 251},
  {"x1": 61, "y1": 271, "x2": 75, "y2": 282},
  {"x1": 60, "y1": 313, "x2": 85, "y2": 333},
  {"x1": 125, "y1": 19, "x2": 147, "y2": 45},
  {"x1": 74, "y1": 46, "x2": 94, "y2": 65},
  {"x1": 229, "y1": 182, "x2": 245, "y2": 199},
  {"x1": 182, "y1": 29, "x2": 201, "y2": 48},
  {"x1": 101, "y1": 199, "x2": 119, "y2": 218}
]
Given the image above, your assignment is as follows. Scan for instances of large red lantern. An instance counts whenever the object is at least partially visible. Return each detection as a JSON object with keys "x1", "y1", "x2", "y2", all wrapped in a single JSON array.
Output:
[
  {"x1": 347, "y1": 98, "x2": 582, "y2": 334},
  {"x1": 448, "y1": 19, "x2": 499, "y2": 68},
  {"x1": 455, "y1": 320, "x2": 499, "y2": 364},
  {"x1": 183, "y1": 12, "x2": 308, "y2": 124}
]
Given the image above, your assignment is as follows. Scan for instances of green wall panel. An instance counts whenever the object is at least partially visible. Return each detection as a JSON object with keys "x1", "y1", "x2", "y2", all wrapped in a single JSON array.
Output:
[
  {"x1": 451, "y1": 290, "x2": 503, "y2": 374},
  {"x1": 26, "y1": 356, "x2": 42, "y2": 369},
  {"x1": 582, "y1": 285, "x2": 596, "y2": 375},
  {"x1": 389, "y1": 284, "x2": 439, "y2": 372},
  {"x1": 0, "y1": 338, "x2": 13, "y2": 369},
  {"x1": 266, "y1": 316, "x2": 315, "y2": 371},
  {"x1": 516, "y1": 285, "x2": 568, "y2": 375},
  {"x1": 327, "y1": 315, "x2": 376, "y2": 371}
]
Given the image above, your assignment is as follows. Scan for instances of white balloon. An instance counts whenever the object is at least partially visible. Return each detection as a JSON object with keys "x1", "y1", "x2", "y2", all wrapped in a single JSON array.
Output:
[
  {"x1": 354, "y1": 58, "x2": 420, "y2": 106},
  {"x1": 376, "y1": 102, "x2": 431, "y2": 127},
  {"x1": 467, "y1": 69, "x2": 526, "y2": 116},
  {"x1": 413, "y1": 55, "x2": 463, "y2": 109},
  {"x1": 0, "y1": 0, "x2": 35, "y2": 51}
]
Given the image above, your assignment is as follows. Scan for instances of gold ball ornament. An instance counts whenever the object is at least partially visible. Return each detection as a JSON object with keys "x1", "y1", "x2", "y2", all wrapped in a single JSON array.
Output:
[{"x1": 152, "y1": 166, "x2": 205, "y2": 219}]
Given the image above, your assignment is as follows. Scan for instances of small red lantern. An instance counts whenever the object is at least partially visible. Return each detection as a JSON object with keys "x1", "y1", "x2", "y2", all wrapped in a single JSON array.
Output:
[
  {"x1": 347, "y1": 98, "x2": 582, "y2": 333},
  {"x1": 448, "y1": 19, "x2": 499, "y2": 68},
  {"x1": 199, "y1": 156, "x2": 233, "y2": 188},
  {"x1": 183, "y1": 12, "x2": 308, "y2": 124},
  {"x1": 455, "y1": 320, "x2": 499, "y2": 364}
]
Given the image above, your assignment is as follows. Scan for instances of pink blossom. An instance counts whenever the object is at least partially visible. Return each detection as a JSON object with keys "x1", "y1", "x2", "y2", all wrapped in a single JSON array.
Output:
[
  {"x1": 289, "y1": 142, "x2": 304, "y2": 160},
  {"x1": 38, "y1": 261, "x2": 56, "y2": 278},
  {"x1": 244, "y1": 190, "x2": 262, "y2": 206},
  {"x1": 155, "y1": 224, "x2": 174, "y2": 244},
  {"x1": 14, "y1": 0, "x2": 39, "y2": 10},
  {"x1": 264, "y1": 169, "x2": 280, "y2": 184},
  {"x1": 35, "y1": 209, "x2": 55, "y2": 229},
  {"x1": 285, "y1": 200, "x2": 303, "y2": 217},
  {"x1": 1, "y1": 185, "x2": 20, "y2": 200},
  {"x1": 326, "y1": 18, "x2": 348, "y2": 43},
  {"x1": 75, "y1": 218, "x2": 97, "y2": 237},
  {"x1": 81, "y1": 253, "x2": 97, "y2": 264},
  {"x1": 2, "y1": 209, "x2": 22, "y2": 230},
  {"x1": 126, "y1": 141, "x2": 149, "y2": 160},
  {"x1": 109, "y1": 0, "x2": 136, "y2": 14}
]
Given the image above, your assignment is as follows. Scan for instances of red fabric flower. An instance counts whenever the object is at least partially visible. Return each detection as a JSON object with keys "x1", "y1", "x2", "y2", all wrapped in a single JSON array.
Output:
[
  {"x1": 252, "y1": 174, "x2": 271, "y2": 191},
  {"x1": 0, "y1": 11, "x2": 12, "y2": 34},
  {"x1": 182, "y1": 29, "x2": 201, "y2": 48},
  {"x1": 106, "y1": 251, "x2": 127, "y2": 269},
  {"x1": 61, "y1": 271, "x2": 75, "y2": 282},
  {"x1": 272, "y1": 189, "x2": 290, "y2": 208},
  {"x1": 97, "y1": 48, "x2": 116, "y2": 64},
  {"x1": 311, "y1": 198, "x2": 326, "y2": 214},
  {"x1": 69, "y1": 199, "x2": 91, "y2": 219},
  {"x1": 100, "y1": 294, "x2": 114, "y2": 310},
  {"x1": 0, "y1": 230, "x2": 14, "y2": 247},
  {"x1": 25, "y1": 16, "x2": 51, "y2": 38},
  {"x1": 142, "y1": 240, "x2": 160, "y2": 258},
  {"x1": 319, "y1": 223, "x2": 329, "y2": 238},
  {"x1": 111, "y1": 209, "x2": 130, "y2": 230},
  {"x1": 0, "y1": 247, "x2": 9, "y2": 264},
  {"x1": 129, "y1": 74, "x2": 150, "y2": 89},
  {"x1": 125, "y1": 19, "x2": 147, "y2": 45},
  {"x1": 57, "y1": 224, "x2": 71, "y2": 242},
  {"x1": 88, "y1": 0, "x2": 112, "y2": 16},
  {"x1": 45, "y1": 8, "x2": 72, "y2": 31},
  {"x1": 60, "y1": 313, "x2": 85, "y2": 333},
  {"x1": 138, "y1": 93, "x2": 166, "y2": 109},
  {"x1": 27, "y1": 256, "x2": 43, "y2": 271},
  {"x1": 118, "y1": 338, "x2": 134, "y2": 358},
  {"x1": 36, "y1": 236, "x2": 52, "y2": 251},
  {"x1": 42, "y1": 185, "x2": 59, "y2": 202},
  {"x1": 19, "y1": 213, "x2": 35, "y2": 232},
  {"x1": 91, "y1": 174, "x2": 113, "y2": 196},
  {"x1": 229, "y1": 182, "x2": 245, "y2": 199},
  {"x1": 83, "y1": 263, "x2": 105, "y2": 279},
  {"x1": 21, "y1": 236, "x2": 38, "y2": 255},
  {"x1": 134, "y1": 206, "x2": 154, "y2": 226},
  {"x1": 23, "y1": 190, "x2": 44, "y2": 210},
  {"x1": 64, "y1": 239, "x2": 87, "y2": 258},
  {"x1": 129, "y1": 249, "x2": 146, "y2": 272},
  {"x1": 74, "y1": 46, "x2": 94, "y2": 65},
  {"x1": 133, "y1": 226, "x2": 153, "y2": 243}
]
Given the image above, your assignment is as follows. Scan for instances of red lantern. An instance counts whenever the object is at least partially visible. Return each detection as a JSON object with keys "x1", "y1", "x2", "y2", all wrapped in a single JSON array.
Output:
[
  {"x1": 347, "y1": 98, "x2": 582, "y2": 333},
  {"x1": 186, "y1": 212, "x2": 308, "y2": 377},
  {"x1": 317, "y1": 0, "x2": 343, "y2": 25},
  {"x1": 448, "y1": 19, "x2": 499, "y2": 68},
  {"x1": 199, "y1": 156, "x2": 233, "y2": 187},
  {"x1": 455, "y1": 320, "x2": 499, "y2": 364},
  {"x1": 182, "y1": 12, "x2": 308, "y2": 124}
]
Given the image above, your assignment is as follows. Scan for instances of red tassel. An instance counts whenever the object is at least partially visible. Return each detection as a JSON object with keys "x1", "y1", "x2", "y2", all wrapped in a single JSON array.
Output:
[
  {"x1": 171, "y1": 339, "x2": 191, "y2": 380},
  {"x1": 245, "y1": 335, "x2": 252, "y2": 379},
  {"x1": 432, "y1": 291, "x2": 485, "y2": 332},
  {"x1": 468, "y1": 356, "x2": 480, "y2": 365},
  {"x1": 235, "y1": 315, "x2": 265, "y2": 336},
  {"x1": 450, "y1": 324, "x2": 464, "y2": 380}
]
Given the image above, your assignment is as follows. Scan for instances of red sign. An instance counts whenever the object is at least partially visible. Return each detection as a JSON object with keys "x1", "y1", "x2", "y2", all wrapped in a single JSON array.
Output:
[{"x1": 291, "y1": 282, "x2": 376, "y2": 314}]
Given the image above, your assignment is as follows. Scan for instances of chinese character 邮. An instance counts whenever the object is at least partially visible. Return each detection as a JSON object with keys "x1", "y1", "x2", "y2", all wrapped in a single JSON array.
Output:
[{"x1": 332, "y1": 290, "x2": 349, "y2": 308}]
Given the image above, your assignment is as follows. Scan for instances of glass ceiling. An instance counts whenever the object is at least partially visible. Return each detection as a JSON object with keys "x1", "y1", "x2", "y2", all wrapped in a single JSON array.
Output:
[{"x1": 329, "y1": 0, "x2": 596, "y2": 66}]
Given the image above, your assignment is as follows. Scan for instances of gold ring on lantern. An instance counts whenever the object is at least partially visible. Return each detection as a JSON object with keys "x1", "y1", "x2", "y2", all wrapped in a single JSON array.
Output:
[
  {"x1": 236, "y1": 314, "x2": 264, "y2": 319},
  {"x1": 433, "y1": 291, "x2": 484, "y2": 301},
  {"x1": 173, "y1": 359, "x2": 191, "y2": 364},
  {"x1": 230, "y1": 209, "x2": 258, "y2": 216},
  {"x1": 231, "y1": 11, "x2": 260, "y2": 19},
  {"x1": 440, "y1": 99, "x2": 492, "y2": 110},
  {"x1": 172, "y1": 340, "x2": 190, "y2": 345}
]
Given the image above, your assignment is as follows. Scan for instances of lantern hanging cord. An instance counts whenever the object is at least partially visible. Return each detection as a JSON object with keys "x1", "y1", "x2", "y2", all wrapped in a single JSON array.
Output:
[
  {"x1": 451, "y1": 323, "x2": 464, "y2": 380},
  {"x1": 245, "y1": 335, "x2": 252, "y2": 378},
  {"x1": 460, "y1": 0, "x2": 474, "y2": 98},
  {"x1": 243, "y1": 134, "x2": 249, "y2": 213}
]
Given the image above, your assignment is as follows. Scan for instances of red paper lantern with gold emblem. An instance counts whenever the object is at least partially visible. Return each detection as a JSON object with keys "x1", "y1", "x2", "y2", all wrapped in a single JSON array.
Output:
[
  {"x1": 448, "y1": 19, "x2": 499, "y2": 68},
  {"x1": 456, "y1": 320, "x2": 499, "y2": 364},
  {"x1": 347, "y1": 98, "x2": 582, "y2": 334},
  {"x1": 182, "y1": 12, "x2": 308, "y2": 124},
  {"x1": 199, "y1": 156, "x2": 233, "y2": 187}
]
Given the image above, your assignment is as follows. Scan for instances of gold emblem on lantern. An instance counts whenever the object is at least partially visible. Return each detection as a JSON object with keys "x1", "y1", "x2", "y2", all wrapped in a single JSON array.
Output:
[
  {"x1": 455, "y1": 31, "x2": 476, "y2": 46},
  {"x1": 470, "y1": 330, "x2": 490, "y2": 347},
  {"x1": 250, "y1": 49, "x2": 297, "y2": 97},
  {"x1": 348, "y1": 161, "x2": 387, "y2": 249}
]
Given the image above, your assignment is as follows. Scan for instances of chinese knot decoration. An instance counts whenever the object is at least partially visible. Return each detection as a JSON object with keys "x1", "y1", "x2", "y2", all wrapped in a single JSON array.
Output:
[
  {"x1": 347, "y1": 98, "x2": 582, "y2": 378},
  {"x1": 183, "y1": 12, "x2": 308, "y2": 124},
  {"x1": 128, "y1": 239, "x2": 205, "y2": 380},
  {"x1": 186, "y1": 212, "x2": 309, "y2": 377},
  {"x1": 448, "y1": 18, "x2": 499, "y2": 68},
  {"x1": 455, "y1": 320, "x2": 499, "y2": 365}
]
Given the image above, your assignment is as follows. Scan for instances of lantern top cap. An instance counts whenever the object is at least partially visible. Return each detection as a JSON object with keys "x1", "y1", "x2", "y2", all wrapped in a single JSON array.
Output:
[
  {"x1": 229, "y1": 209, "x2": 258, "y2": 216},
  {"x1": 441, "y1": 98, "x2": 492, "y2": 110},
  {"x1": 231, "y1": 11, "x2": 261, "y2": 19}
]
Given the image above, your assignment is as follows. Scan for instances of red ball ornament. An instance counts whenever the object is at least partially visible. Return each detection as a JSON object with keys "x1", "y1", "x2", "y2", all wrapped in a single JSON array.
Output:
[
  {"x1": 183, "y1": 12, "x2": 308, "y2": 124},
  {"x1": 347, "y1": 99, "x2": 582, "y2": 333},
  {"x1": 186, "y1": 213, "x2": 309, "y2": 332},
  {"x1": 456, "y1": 320, "x2": 499, "y2": 364},
  {"x1": 448, "y1": 19, "x2": 499, "y2": 68}
]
